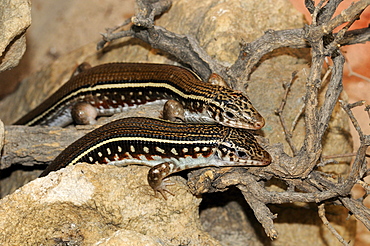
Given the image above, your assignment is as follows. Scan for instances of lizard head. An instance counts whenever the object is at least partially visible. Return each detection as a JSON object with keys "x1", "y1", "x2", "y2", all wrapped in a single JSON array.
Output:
[
  {"x1": 208, "y1": 87, "x2": 265, "y2": 130},
  {"x1": 217, "y1": 128, "x2": 271, "y2": 166}
]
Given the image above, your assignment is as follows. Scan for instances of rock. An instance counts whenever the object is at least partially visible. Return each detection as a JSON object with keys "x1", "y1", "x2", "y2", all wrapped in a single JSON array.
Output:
[
  {"x1": 0, "y1": 164, "x2": 220, "y2": 245},
  {"x1": 96, "y1": 229, "x2": 164, "y2": 246},
  {"x1": 0, "y1": 0, "x2": 31, "y2": 71}
]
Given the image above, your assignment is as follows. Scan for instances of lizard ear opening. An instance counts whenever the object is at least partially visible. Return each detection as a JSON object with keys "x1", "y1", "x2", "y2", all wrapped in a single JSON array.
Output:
[{"x1": 237, "y1": 151, "x2": 247, "y2": 158}]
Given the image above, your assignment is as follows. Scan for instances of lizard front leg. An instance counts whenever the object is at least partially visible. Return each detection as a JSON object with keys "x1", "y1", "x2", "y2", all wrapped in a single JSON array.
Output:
[{"x1": 147, "y1": 162, "x2": 177, "y2": 199}]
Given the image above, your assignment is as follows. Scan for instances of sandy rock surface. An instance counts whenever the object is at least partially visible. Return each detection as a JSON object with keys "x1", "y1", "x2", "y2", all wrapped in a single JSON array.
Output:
[{"x1": 0, "y1": 0, "x2": 31, "y2": 71}]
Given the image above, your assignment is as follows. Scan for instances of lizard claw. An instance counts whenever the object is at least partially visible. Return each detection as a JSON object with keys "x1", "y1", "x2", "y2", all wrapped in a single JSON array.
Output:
[{"x1": 148, "y1": 162, "x2": 176, "y2": 199}]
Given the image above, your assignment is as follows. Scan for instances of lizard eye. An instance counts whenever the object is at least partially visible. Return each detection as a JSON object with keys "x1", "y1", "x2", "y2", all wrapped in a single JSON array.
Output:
[
  {"x1": 225, "y1": 111, "x2": 235, "y2": 119},
  {"x1": 224, "y1": 104, "x2": 239, "y2": 119}
]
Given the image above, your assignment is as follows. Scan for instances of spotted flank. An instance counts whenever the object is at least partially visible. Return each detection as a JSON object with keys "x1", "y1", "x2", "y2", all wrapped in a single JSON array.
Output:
[
  {"x1": 39, "y1": 117, "x2": 271, "y2": 198},
  {"x1": 14, "y1": 63, "x2": 264, "y2": 130}
]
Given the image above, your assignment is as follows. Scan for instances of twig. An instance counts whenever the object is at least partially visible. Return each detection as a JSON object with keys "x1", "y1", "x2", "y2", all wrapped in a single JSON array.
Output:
[
  {"x1": 340, "y1": 196, "x2": 370, "y2": 230},
  {"x1": 290, "y1": 100, "x2": 305, "y2": 133},
  {"x1": 366, "y1": 104, "x2": 370, "y2": 119},
  {"x1": 323, "y1": 0, "x2": 370, "y2": 34},
  {"x1": 106, "y1": 18, "x2": 132, "y2": 33},
  {"x1": 304, "y1": 0, "x2": 316, "y2": 15},
  {"x1": 340, "y1": 27, "x2": 370, "y2": 45},
  {"x1": 193, "y1": 168, "x2": 353, "y2": 204},
  {"x1": 340, "y1": 100, "x2": 366, "y2": 138},
  {"x1": 318, "y1": 203, "x2": 350, "y2": 246},
  {"x1": 322, "y1": 152, "x2": 370, "y2": 159},
  {"x1": 296, "y1": 17, "x2": 326, "y2": 176},
  {"x1": 238, "y1": 182, "x2": 278, "y2": 240},
  {"x1": 324, "y1": 10, "x2": 364, "y2": 56},
  {"x1": 317, "y1": 0, "x2": 344, "y2": 24},
  {"x1": 345, "y1": 58, "x2": 370, "y2": 82},
  {"x1": 275, "y1": 71, "x2": 298, "y2": 155},
  {"x1": 340, "y1": 100, "x2": 370, "y2": 184},
  {"x1": 317, "y1": 159, "x2": 338, "y2": 167},
  {"x1": 317, "y1": 53, "x2": 344, "y2": 137},
  {"x1": 97, "y1": 0, "x2": 223, "y2": 83},
  {"x1": 321, "y1": 65, "x2": 333, "y2": 87},
  {"x1": 310, "y1": 0, "x2": 326, "y2": 26}
]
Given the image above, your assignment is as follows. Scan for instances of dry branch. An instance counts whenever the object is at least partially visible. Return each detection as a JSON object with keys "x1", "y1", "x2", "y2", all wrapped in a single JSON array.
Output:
[
  {"x1": 275, "y1": 71, "x2": 299, "y2": 155},
  {"x1": 97, "y1": 0, "x2": 370, "y2": 92},
  {"x1": 318, "y1": 203, "x2": 349, "y2": 246},
  {"x1": 0, "y1": 125, "x2": 95, "y2": 169}
]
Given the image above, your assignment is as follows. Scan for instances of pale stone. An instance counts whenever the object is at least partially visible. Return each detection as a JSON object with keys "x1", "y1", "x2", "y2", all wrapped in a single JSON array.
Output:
[
  {"x1": 0, "y1": 164, "x2": 220, "y2": 245},
  {"x1": 95, "y1": 229, "x2": 164, "y2": 246},
  {"x1": 0, "y1": 0, "x2": 31, "y2": 71}
]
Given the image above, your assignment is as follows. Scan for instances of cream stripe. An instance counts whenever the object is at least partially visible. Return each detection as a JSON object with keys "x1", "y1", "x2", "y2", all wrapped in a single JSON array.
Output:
[
  {"x1": 28, "y1": 82, "x2": 216, "y2": 125},
  {"x1": 69, "y1": 137, "x2": 218, "y2": 166}
]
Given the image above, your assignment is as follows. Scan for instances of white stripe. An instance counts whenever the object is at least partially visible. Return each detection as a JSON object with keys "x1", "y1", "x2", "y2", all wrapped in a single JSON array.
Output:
[
  {"x1": 69, "y1": 137, "x2": 218, "y2": 166},
  {"x1": 28, "y1": 82, "x2": 215, "y2": 125}
]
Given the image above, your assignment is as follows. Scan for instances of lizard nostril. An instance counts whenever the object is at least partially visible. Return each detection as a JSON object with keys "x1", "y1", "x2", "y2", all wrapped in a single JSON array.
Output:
[{"x1": 254, "y1": 119, "x2": 265, "y2": 129}]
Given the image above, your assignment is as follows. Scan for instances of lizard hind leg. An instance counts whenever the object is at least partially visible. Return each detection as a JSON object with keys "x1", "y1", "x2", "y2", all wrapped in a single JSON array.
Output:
[
  {"x1": 147, "y1": 162, "x2": 177, "y2": 199},
  {"x1": 162, "y1": 99, "x2": 185, "y2": 123},
  {"x1": 71, "y1": 101, "x2": 98, "y2": 125}
]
